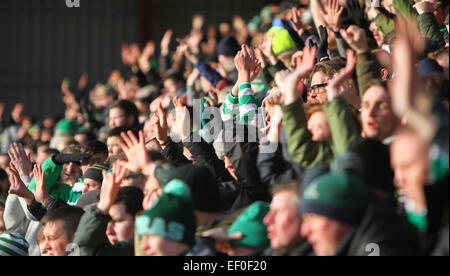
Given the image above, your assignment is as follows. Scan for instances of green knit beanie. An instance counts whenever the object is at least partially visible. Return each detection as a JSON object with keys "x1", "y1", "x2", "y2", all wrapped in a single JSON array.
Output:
[
  {"x1": 55, "y1": 119, "x2": 78, "y2": 134},
  {"x1": 300, "y1": 172, "x2": 372, "y2": 225},
  {"x1": 267, "y1": 27, "x2": 297, "y2": 57},
  {"x1": 227, "y1": 201, "x2": 270, "y2": 249},
  {"x1": 135, "y1": 179, "x2": 197, "y2": 246}
]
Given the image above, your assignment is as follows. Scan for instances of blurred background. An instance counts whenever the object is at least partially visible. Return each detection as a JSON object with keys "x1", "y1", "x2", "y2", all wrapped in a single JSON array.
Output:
[{"x1": 0, "y1": 0, "x2": 278, "y2": 120}]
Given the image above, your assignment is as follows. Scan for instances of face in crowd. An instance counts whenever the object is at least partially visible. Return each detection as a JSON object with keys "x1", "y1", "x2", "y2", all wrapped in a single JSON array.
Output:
[
  {"x1": 264, "y1": 190, "x2": 303, "y2": 250},
  {"x1": 391, "y1": 131, "x2": 430, "y2": 212},
  {"x1": 61, "y1": 162, "x2": 83, "y2": 185},
  {"x1": 106, "y1": 202, "x2": 136, "y2": 245},
  {"x1": 361, "y1": 85, "x2": 399, "y2": 141},
  {"x1": 40, "y1": 220, "x2": 74, "y2": 256},
  {"x1": 308, "y1": 71, "x2": 330, "y2": 105},
  {"x1": 307, "y1": 110, "x2": 331, "y2": 142},
  {"x1": 109, "y1": 107, "x2": 134, "y2": 130},
  {"x1": 107, "y1": 135, "x2": 124, "y2": 156},
  {"x1": 140, "y1": 235, "x2": 187, "y2": 256},
  {"x1": 300, "y1": 213, "x2": 351, "y2": 256}
]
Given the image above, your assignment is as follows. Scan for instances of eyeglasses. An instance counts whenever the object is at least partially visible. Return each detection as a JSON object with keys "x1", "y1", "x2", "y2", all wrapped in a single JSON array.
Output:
[{"x1": 308, "y1": 83, "x2": 328, "y2": 94}]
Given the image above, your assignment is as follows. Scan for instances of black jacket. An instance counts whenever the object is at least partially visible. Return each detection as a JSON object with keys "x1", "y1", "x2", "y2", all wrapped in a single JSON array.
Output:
[
  {"x1": 335, "y1": 195, "x2": 420, "y2": 256},
  {"x1": 421, "y1": 175, "x2": 449, "y2": 256}
]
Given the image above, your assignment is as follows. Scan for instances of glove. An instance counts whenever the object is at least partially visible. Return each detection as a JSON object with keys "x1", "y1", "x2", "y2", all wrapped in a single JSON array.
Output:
[
  {"x1": 341, "y1": 0, "x2": 369, "y2": 28},
  {"x1": 53, "y1": 153, "x2": 91, "y2": 165},
  {"x1": 316, "y1": 26, "x2": 329, "y2": 62}
]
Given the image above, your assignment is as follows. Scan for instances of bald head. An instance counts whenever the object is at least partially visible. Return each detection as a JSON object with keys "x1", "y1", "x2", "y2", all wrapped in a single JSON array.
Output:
[{"x1": 391, "y1": 130, "x2": 429, "y2": 211}]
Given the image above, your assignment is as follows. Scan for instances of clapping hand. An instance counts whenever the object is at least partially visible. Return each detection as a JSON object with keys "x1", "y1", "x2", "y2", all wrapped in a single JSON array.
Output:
[
  {"x1": 171, "y1": 97, "x2": 191, "y2": 141},
  {"x1": 321, "y1": 0, "x2": 344, "y2": 32},
  {"x1": 8, "y1": 143, "x2": 33, "y2": 177},
  {"x1": 97, "y1": 163, "x2": 128, "y2": 213},
  {"x1": 31, "y1": 164, "x2": 49, "y2": 205},
  {"x1": 326, "y1": 49, "x2": 357, "y2": 101},
  {"x1": 8, "y1": 162, "x2": 34, "y2": 205},
  {"x1": 234, "y1": 44, "x2": 261, "y2": 84},
  {"x1": 275, "y1": 46, "x2": 317, "y2": 105},
  {"x1": 117, "y1": 130, "x2": 153, "y2": 175}
]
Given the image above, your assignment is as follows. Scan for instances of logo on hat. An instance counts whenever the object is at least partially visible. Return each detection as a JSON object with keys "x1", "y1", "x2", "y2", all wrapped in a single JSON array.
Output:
[
  {"x1": 66, "y1": 0, "x2": 80, "y2": 8},
  {"x1": 304, "y1": 182, "x2": 320, "y2": 200}
]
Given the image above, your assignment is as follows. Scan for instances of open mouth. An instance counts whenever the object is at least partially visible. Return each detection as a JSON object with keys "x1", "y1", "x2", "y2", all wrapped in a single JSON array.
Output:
[{"x1": 366, "y1": 121, "x2": 379, "y2": 130}]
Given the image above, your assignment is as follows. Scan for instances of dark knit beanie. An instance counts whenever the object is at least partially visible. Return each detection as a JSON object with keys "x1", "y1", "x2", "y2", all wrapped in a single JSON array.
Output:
[
  {"x1": 82, "y1": 164, "x2": 109, "y2": 183},
  {"x1": 154, "y1": 163, "x2": 175, "y2": 188},
  {"x1": 168, "y1": 165, "x2": 222, "y2": 213},
  {"x1": 217, "y1": 36, "x2": 240, "y2": 58},
  {"x1": 299, "y1": 172, "x2": 372, "y2": 225},
  {"x1": 345, "y1": 139, "x2": 395, "y2": 194}
]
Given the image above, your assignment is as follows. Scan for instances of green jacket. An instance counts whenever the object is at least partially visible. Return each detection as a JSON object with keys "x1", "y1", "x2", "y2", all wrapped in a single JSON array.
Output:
[
  {"x1": 73, "y1": 206, "x2": 134, "y2": 256},
  {"x1": 418, "y1": 12, "x2": 447, "y2": 48},
  {"x1": 375, "y1": 0, "x2": 416, "y2": 36},
  {"x1": 356, "y1": 51, "x2": 383, "y2": 97},
  {"x1": 281, "y1": 97, "x2": 361, "y2": 168},
  {"x1": 376, "y1": 0, "x2": 447, "y2": 48},
  {"x1": 27, "y1": 157, "x2": 72, "y2": 203},
  {"x1": 393, "y1": 0, "x2": 418, "y2": 19},
  {"x1": 375, "y1": 13, "x2": 396, "y2": 36}
]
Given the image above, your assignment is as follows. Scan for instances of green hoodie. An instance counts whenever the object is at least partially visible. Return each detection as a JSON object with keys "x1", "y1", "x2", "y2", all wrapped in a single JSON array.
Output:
[{"x1": 28, "y1": 157, "x2": 73, "y2": 203}]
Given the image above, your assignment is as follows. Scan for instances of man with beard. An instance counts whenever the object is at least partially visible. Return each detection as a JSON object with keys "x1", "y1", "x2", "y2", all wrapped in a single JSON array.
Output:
[{"x1": 27, "y1": 144, "x2": 91, "y2": 204}]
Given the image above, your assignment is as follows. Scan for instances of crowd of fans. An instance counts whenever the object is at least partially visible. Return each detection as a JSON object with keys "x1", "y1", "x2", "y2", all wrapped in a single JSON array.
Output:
[{"x1": 0, "y1": 0, "x2": 448, "y2": 256}]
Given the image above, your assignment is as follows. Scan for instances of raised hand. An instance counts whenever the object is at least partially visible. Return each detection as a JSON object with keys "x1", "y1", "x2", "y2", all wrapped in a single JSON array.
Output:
[
  {"x1": 187, "y1": 68, "x2": 200, "y2": 87},
  {"x1": 339, "y1": 25, "x2": 369, "y2": 54},
  {"x1": 413, "y1": 0, "x2": 441, "y2": 14},
  {"x1": 263, "y1": 91, "x2": 284, "y2": 108},
  {"x1": 275, "y1": 46, "x2": 317, "y2": 105},
  {"x1": 11, "y1": 103, "x2": 23, "y2": 124},
  {"x1": 289, "y1": 7, "x2": 305, "y2": 35},
  {"x1": 121, "y1": 44, "x2": 133, "y2": 66},
  {"x1": 0, "y1": 102, "x2": 4, "y2": 119},
  {"x1": 8, "y1": 143, "x2": 33, "y2": 177},
  {"x1": 31, "y1": 164, "x2": 49, "y2": 205},
  {"x1": 138, "y1": 41, "x2": 155, "y2": 74},
  {"x1": 317, "y1": 25, "x2": 329, "y2": 61},
  {"x1": 187, "y1": 29, "x2": 204, "y2": 55},
  {"x1": 171, "y1": 97, "x2": 191, "y2": 141},
  {"x1": 204, "y1": 90, "x2": 219, "y2": 107},
  {"x1": 97, "y1": 163, "x2": 128, "y2": 213},
  {"x1": 129, "y1": 44, "x2": 141, "y2": 65},
  {"x1": 390, "y1": 16, "x2": 424, "y2": 118},
  {"x1": 161, "y1": 29, "x2": 173, "y2": 56},
  {"x1": 8, "y1": 162, "x2": 34, "y2": 205},
  {"x1": 326, "y1": 49, "x2": 357, "y2": 101},
  {"x1": 176, "y1": 37, "x2": 199, "y2": 65},
  {"x1": 117, "y1": 130, "x2": 152, "y2": 174},
  {"x1": 321, "y1": 0, "x2": 344, "y2": 32},
  {"x1": 234, "y1": 45, "x2": 261, "y2": 84},
  {"x1": 78, "y1": 72, "x2": 89, "y2": 91},
  {"x1": 342, "y1": 0, "x2": 367, "y2": 28},
  {"x1": 389, "y1": 16, "x2": 437, "y2": 141},
  {"x1": 259, "y1": 33, "x2": 277, "y2": 65},
  {"x1": 154, "y1": 103, "x2": 169, "y2": 147},
  {"x1": 255, "y1": 47, "x2": 269, "y2": 68}
]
